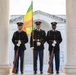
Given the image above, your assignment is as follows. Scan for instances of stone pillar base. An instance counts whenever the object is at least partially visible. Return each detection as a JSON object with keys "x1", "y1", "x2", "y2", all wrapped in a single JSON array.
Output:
[
  {"x1": 0, "y1": 65, "x2": 12, "y2": 74},
  {"x1": 63, "y1": 65, "x2": 76, "y2": 74}
]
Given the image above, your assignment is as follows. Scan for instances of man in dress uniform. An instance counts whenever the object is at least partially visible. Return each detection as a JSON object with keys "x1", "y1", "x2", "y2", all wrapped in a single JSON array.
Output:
[
  {"x1": 47, "y1": 22, "x2": 62, "y2": 74},
  {"x1": 12, "y1": 22, "x2": 28, "y2": 74},
  {"x1": 30, "y1": 21, "x2": 46, "y2": 74}
]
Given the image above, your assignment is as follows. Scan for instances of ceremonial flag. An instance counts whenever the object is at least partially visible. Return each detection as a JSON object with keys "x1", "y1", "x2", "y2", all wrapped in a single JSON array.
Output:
[{"x1": 22, "y1": 1, "x2": 35, "y2": 34}]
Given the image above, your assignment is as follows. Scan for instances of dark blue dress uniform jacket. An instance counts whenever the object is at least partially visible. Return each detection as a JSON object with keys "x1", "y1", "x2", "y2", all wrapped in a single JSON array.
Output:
[
  {"x1": 12, "y1": 31, "x2": 28, "y2": 51},
  {"x1": 30, "y1": 29, "x2": 46, "y2": 50},
  {"x1": 47, "y1": 30, "x2": 62, "y2": 52}
]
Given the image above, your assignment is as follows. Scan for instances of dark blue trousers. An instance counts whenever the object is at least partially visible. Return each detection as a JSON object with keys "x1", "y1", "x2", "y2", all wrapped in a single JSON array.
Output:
[
  {"x1": 33, "y1": 50, "x2": 43, "y2": 72},
  {"x1": 15, "y1": 50, "x2": 24, "y2": 72},
  {"x1": 50, "y1": 51, "x2": 60, "y2": 72}
]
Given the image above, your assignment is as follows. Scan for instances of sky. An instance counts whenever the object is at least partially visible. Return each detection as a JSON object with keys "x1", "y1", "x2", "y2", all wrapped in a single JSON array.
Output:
[{"x1": 10, "y1": 0, "x2": 66, "y2": 15}]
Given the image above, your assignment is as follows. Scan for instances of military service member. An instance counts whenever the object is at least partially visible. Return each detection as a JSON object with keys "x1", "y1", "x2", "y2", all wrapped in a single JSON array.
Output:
[
  {"x1": 12, "y1": 22, "x2": 28, "y2": 74},
  {"x1": 47, "y1": 22, "x2": 62, "y2": 74},
  {"x1": 30, "y1": 21, "x2": 46, "y2": 74}
]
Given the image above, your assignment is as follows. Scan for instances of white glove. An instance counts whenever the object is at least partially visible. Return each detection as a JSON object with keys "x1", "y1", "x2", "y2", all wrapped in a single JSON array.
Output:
[
  {"x1": 52, "y1": 43, "x2": 55, "y2": 47},
  {"x1": 31, "y1": 47, "x2": 34, "y2": 50},
  {"x1": 37, "y1": 42, "x2": 41, "y2": 46},
  {"x1": 53, "y1": 40, "x2": 57, "y2": 44},
  {"x1": 17, "y1": 43, "x2": 20, "y2": 47},
  {"x1": 18, "y1": 40, "x2": 21, "y2": 44},
  {"x1": 16, "y1": 40, "x2": 21, "y2": 47}
]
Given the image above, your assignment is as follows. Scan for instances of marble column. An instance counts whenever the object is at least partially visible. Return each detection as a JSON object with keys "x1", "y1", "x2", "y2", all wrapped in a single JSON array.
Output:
[
  {"x1": 0, "y1": 0, "x2": 11, "y2": 74},
  {"x1": 63, "y1": 0, "x2": 76, "y2": 74}
]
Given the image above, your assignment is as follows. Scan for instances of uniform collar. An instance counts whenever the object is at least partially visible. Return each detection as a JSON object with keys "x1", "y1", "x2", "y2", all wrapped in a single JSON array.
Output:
[
  {"x1": 36, "y1": 29, "x2": 41, "y2": 31},
  {"x1": 18, "y1": 30, "x2": 22, "y2": 33},
  {"x1": 52, "y1": 29, "x2": 56, "y2": 31}
]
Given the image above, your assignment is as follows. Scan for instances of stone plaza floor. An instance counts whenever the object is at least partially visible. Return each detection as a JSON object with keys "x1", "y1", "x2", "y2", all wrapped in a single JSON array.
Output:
[{"x1": 1, "y1": 73, "x2": 76, "y2": 75}]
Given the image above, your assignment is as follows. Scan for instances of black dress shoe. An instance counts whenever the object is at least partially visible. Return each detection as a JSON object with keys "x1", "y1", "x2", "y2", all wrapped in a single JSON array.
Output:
[
  {"x1": 50, "y1": 71, "x2": 53, "y2": 74},
  {"x1": 34, "y1": 71, "x2": 37, "y2": 74},
  {"x1": 56, "y1": 71, "x2": 59, "y2": 74},
  {"x1": 40, "y1": 71, "x2": 43, "y2": 74},
  {"x1": 15, "y1": 71, "x2": 18, "y2": 74},
  {"x1": 21, "y1": 71, "x2": 23, "y2": 74}
]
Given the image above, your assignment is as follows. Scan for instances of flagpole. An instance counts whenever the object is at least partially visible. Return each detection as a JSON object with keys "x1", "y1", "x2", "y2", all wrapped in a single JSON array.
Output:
[
  {"x1": 31, "y1": 0, "x2": 34, "y2": 46},
  {"x1": 31, "y1": 0, "x2": 34, "y2": 71},
  {"x1": 31, "y1": 0, "x2": 33, "y2": 36}
]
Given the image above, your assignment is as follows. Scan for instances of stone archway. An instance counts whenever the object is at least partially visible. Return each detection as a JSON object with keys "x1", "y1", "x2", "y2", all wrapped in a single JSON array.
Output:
[{"x1": 9, "y1": 13, "x2": 66, "y2": 73}]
